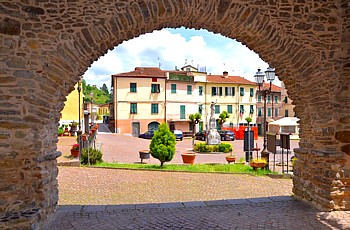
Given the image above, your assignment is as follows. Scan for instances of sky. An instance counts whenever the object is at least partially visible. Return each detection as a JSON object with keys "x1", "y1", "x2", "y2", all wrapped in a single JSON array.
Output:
[{"x1": 83, "y1": 27, "x2": 279, "y2": 90}]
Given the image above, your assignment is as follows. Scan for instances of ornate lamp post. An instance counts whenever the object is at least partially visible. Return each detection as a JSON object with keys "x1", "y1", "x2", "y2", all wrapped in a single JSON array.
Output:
[
  {"x1": 77, "y1": 81, "x2": 82, "y2": 131},
  {"x1": 90, "y1": 92, "x2": 94, "y2": 126},
  {"x1": 254, "y1": 67, "x2": 275, "y2": 169}
]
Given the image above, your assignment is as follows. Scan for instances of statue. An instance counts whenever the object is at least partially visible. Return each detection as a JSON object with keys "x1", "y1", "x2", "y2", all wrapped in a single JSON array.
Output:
[{"x1": 207, "y1": 101, "x2": 221, "y2": 145}]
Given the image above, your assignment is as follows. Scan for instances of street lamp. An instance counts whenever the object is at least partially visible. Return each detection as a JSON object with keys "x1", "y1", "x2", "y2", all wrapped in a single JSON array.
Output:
[
  {"x1": 90, "y1": 92, "x2": 94, "y2": 126},
  {"x1": 254, "y1": 67, "x2": 275, "y2": 169},
  {"x1": 77, "y1": 81, "x2": 82, "y2": 131}
]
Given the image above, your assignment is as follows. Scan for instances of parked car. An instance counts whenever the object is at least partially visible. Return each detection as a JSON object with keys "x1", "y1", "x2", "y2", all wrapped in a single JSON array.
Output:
[
  {"x1": 172, "y1": 130, "x2": 183, "y2": 141},
  {"x1": 138, "y1": 130, "x2": 155, "y2": 139},
  {"x1": 195, "y1": 130, "x2": 207, "y2": 141},
  {"x1": 218, "y1": 130, "x2": 235, "y2": 141}
]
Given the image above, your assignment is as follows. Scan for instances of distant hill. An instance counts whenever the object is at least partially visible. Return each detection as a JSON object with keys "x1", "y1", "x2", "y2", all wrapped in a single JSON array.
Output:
[{"x1": 82, "y1": 80, "x2": 111, "y2": 105}]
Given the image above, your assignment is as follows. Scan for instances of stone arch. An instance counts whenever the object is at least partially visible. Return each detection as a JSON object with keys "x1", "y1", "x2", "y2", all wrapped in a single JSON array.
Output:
[{"x1": 0, "y1": 0, "x2": 349, "y2": 228}]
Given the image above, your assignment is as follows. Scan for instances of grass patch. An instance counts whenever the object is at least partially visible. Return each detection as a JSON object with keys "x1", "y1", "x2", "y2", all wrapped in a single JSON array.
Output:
[{"x1": 93, "y1": 162, "x2": 278, "y2": 176}]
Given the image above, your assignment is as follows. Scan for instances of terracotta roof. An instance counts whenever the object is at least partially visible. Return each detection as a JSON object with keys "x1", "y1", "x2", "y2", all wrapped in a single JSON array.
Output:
[
  {"x1": 112, "y1": 67, "x2": 167, "y2": 78},
  {"x1": 206, "y1": 75, "x2": 256, "y2": 85},
  {"x1": 262, "y1": 82, "x2": 282, "y2": 92}
]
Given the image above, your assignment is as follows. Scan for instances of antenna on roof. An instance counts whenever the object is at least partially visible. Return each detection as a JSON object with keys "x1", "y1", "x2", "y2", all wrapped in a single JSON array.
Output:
[
  {"x1": 158, "y1": 57, "x2": 161, "y2": 69},
  {"x1": 184, "y1": 59, "x2": 187, "y2": 65}
]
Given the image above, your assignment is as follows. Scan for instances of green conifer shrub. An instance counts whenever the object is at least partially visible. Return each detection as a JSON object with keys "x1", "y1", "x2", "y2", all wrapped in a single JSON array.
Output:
[
  {"x1": 81, "y1": 147, "x2": 103, "y2": 165},
  {"x1": 149, "y1": 123, "x2": 176, "y2": 167}
]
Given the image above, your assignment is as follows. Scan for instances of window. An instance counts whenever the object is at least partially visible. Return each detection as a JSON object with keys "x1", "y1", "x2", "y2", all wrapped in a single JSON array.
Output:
[
  {"x1": 171, "y1": 84, "x2": 176, "y2": 94},
  {"x1": 199, "y1": 86, "x2": 203, "y2": 96},
  {"x1": 198, "y1": 105, "x2": 203, "y2": 115},
  {"x1": 130, "y1": 83, "x2": 137, "y2": 93},
  {"x1": 152, "y1": 77, "x2": 157, "y2": 82},
  {"x1": 215, "y1": 105, "x2": 220, "y2": 114},
  {"x1": 258, "y1": 107, "x2": 262, "y2": 117},
  {"x1": 284, "y1": 96, "x2": 288, "y2": 103},
  {"x1": 285, "y1": 109, "x2": 289, "y2": 117},
  {"x1": 274, "y1": 95, "x2": 278, "y2": 103},
  {"x1": 130, "y1": 103, "x2": 137, "y2": 114},
  {"x1": 225, "y1": 87, "x2": 235, "y2": 96},
  {"x1": 274, "y1": 108, "x2": 278, "y2": 117},
  {"x1": 187, "y1": 85, "x2": 192, "y2": 95},
  {"x1": 250, "y1": 105, "x2": 254, "y2": 114},
  {"x1": 227, "y1": 105, "x2": 232, "y2": 114},
  {"x1": 211, "y1": 87, "x2": 222, "y2": 96},
  {"x1": 180, "y1": 105, "x2": 185, "y2": 119},
  {"x1": 257, "y1": 94, "x2": 261, "y2": 102},
  {"x1": 240, "y1": 87, "x2": 245, "y2": 96},
  {"x1": 151, "y1": 84, "x2": 160, "y2": 93},
  {"x1": 268, "y1": 108, "x2": 272, "y2": 116},
  {"x1": 250, "y1": 88, "x2": 254, "y2": 97},
  {"x1": 240, "y1": 105, "x2": 244, "y2": 114},
  {"x1": 151, "y1": 104, "x2": 158, "y2": 114},
  {"x1": 267, "y1": 95, "x2": 271, "y2": 102}
]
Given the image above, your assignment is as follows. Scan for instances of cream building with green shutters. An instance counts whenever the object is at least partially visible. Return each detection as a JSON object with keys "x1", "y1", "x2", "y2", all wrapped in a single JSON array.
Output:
[{"x1": 110, "y1": 66, "x2": 257, "y2": 136}]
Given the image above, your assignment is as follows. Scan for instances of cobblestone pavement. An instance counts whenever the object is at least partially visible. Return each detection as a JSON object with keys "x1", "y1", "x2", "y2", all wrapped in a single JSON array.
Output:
[{"x1": 53, "y1": 135, "x2": 350, "y2": 229}]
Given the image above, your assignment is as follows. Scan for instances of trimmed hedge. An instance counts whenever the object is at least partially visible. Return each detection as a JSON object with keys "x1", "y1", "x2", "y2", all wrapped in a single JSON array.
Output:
[{"x1": 193, "y1": 143, "x2": 232, "y2": 153}]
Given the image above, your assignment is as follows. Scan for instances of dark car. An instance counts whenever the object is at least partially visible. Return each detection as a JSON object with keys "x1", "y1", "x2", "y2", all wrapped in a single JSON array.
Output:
[
  {"x1": 219, "y1": 130, "x2": 235, "y2": 141},
  {"x1": 138, "y1": 130, "x2": 155, "y2": 139},
  {"x1": 172, "y1": 130, "x2": 183, "y2": 141},
  {"x1": 195, "y1": 130, "x2": 207, "y2": 141}
]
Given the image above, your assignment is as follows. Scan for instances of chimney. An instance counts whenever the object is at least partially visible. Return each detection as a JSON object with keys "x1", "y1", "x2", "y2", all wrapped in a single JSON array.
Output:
[{"x1": 223, "y1": 71, "x2": 228, "y2": 78}]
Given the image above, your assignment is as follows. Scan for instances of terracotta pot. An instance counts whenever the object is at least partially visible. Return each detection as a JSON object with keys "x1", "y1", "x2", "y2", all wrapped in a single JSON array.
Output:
[
  {"x1": 70, "y1": 149, "x2": 79, "y2": 158},
  {"x1": 181, "y1": 153, "x2": 196, "y2": 165},
  {"x1": 250, "y1": 162, "x2": 266, "y2": 170},
  {"x1": 225, "y1": 156, "x2": 236, "y2": 164}
]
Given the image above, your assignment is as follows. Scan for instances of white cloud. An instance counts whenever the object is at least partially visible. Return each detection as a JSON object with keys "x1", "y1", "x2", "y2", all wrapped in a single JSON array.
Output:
[{"x1": 83, "y1": 28, "x2": 280, "y2": 89}]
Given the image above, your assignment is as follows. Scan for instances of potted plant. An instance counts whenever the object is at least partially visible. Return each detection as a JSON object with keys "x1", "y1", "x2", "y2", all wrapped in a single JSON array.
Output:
[
  {"x1": 225, "y1": 152, "x2": 236, "y2": 164},
  {"x1": 70, "y1": 121, "x2": 78, "y2": 135},
  {"x1": 58, "y1": 125, "x2": 64, "y2": 137},
  {"x1": 250, "y1": 158, "x2": 267, "y2": 170},
  {"x1": 70, "y1": 143, "x2": 79, "y2": 158},
  {"x1": 181, "y1": 152, "x2": 197, "y2": 165}
]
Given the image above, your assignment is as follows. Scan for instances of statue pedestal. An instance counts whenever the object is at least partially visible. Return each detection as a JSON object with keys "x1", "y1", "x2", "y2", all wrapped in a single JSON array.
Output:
[{"x1": 207, "y1": 129, "x2": 221, "y2": 145}]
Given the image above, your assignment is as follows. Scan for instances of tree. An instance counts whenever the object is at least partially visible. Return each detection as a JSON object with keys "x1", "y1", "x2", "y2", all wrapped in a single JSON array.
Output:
[
  {"x1": 189, "y1": 113, "x2": 202, "y2": 145},
  {"x1": 245, "y1": 117, "x2": 252, "y2": 124},
  {"x1": 219, "y1": 111, "x2": 230, "y2": 128},
  {"x1": 101, "y1": 83, "x2": 109, "y2": 95},
  {"x1": 149, "y1": 123, "x2": 176, "y2": 167}
]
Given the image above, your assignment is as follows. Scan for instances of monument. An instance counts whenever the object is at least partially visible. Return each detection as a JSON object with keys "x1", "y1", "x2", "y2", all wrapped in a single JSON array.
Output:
[{"x1": 207, "y1": 101, "x2": 221, "y2": 145}]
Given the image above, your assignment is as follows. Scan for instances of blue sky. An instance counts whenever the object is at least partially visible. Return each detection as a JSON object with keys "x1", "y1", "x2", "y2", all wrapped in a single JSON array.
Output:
[{"x1": 83, "y1": 27, "x2": 277, "y2": 89}]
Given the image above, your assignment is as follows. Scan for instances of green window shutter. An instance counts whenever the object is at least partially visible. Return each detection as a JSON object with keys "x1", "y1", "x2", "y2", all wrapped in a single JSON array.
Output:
[
  {"x1": 268, "y1": 108, "x2": 271, "y2": 116},
  {"x1": 274, "y1": 95, "x2": 278, "y2": 102},
  {"x1": 227, "y1": 105, "x2": 232, "y2": 114},
  {"x1": 180, "y1": 105, "x2": 186, "y2": 119},
  {"x1": 240, "y1": 105, "x2": 244, "y2": 114},
  {"x1": 267, "y1": 95, "x2": 271, "y2": 102},
  {"x1": 171, "y1": 84, "x2": 176, "y2": 93},
  {"x1": 275, "y1": 108, "x2": 278, "y2": 116},
  {"x1": 250, "y1": 88, "x2": 254, "y2": 97},
  {"x1": 151, "y1": 104, "x2": 158, "y2": 114},
  {"x1": 215, "y1": 105, "x2": 220, "y2": 114},
  {"x1": 211, "y1": 87, "x2": 216, "y2": 96},
  {"x1": 250, "y1": 105, "x2": 254, "y2": 114},
  {"x1": 258, "y1": 108, "x2": 262, "y2": 117},
  {"x1": 225, "y1": 87, "x2": 229, "y2": 96},
  {"x1": 198, "y1": 105, "x2": 203, "y2": 115},
  {"x1": 130, "y1": 103, "x2": 137, "y2": 114},
  {"x1": 285, "y1": 110, "x2": 289, "y2": 117},
  {"x1": 232, "y1": 87, "x2": 235, "y2": 96},
  {"x1": 219, "y1": 87, "x2": 222, "y2": 96},
  {"x1": 187, "y1": 85, "x2": 192, "y2": 95},
  {"x1": 130, "y1": 83, "x2": 137, "y2": 92},
  {"x1": 240, "y1": 87, "x2": 244, "y2": 96},
  {"x1": 257, "y1": 94, "x2": 261, "y2": 102},
  {"x1": 199, "y1": 86, "x2": 203, "y2": 96},
  {"x1": 151, "y1": 84, "x2": 160, "y2": 93}
]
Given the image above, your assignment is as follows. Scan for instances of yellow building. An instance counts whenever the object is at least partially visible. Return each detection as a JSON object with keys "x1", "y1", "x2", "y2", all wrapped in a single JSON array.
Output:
[
  {"x1": 60, "y1": 83, "x2": 83, "y2": 126},
  {"x1": 111, "y1": 67, "x2": 167, "y2": 136}
]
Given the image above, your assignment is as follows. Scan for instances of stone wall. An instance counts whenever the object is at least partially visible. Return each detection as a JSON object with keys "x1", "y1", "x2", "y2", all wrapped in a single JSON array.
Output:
[{"x1": 0, "y1": 0, "x2": 349, "y2": 228}]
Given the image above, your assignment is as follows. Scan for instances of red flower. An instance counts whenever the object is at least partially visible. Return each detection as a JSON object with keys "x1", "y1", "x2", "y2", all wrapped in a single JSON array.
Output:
[{"x1": 71, "y1": 143, "x2": 79, "y2": 150}]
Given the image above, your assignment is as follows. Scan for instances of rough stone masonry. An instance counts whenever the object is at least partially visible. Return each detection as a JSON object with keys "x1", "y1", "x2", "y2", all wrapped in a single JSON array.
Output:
[{"x1": 0, "y1": 0, "x2": 349, "y2": 229}]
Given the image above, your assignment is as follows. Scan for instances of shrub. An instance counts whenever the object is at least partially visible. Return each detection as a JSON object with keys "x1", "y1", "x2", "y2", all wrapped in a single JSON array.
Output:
[
  {"x1": 58, "y1": 126, "x2": 64, "y2": 136},
  {"x1": 81, "y1": 147, "x2": 103, "y2": 165},
  {"x1": 149, "y1": 123, "x2": 176, "y2": 167},
  {"x1": 193, "y1": 143, "x2": 232, "y2": 153}
]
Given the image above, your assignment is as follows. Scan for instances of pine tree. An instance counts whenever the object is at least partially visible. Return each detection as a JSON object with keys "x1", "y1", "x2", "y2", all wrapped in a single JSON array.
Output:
[{"x1": 149, "y1": 123, "x2": 176, "y2": 167}]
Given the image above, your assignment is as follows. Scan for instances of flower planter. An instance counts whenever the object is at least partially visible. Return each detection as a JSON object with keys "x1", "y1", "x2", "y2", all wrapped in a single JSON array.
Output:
[
  {"x1": 225, "y1": 156, "x2": 236, "y2": 164},
  {"x1": 181, "y1": 153, "x2": 196, "y2": 165},
  {"x1": 70, "y1": 149, "x2": 79, "y2": 158},
  {"x1": 139, "y1": 150, "x2": 150, "y2": 163},
  {"x1": 250, "y1": 162, "x2": 266, "y2": 170}
]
